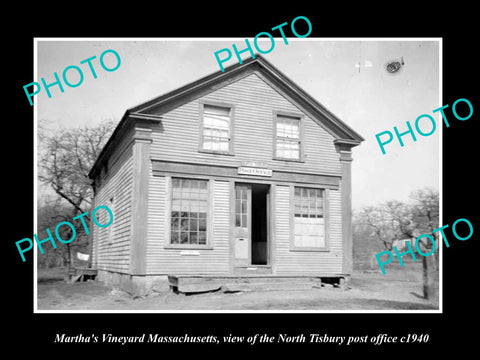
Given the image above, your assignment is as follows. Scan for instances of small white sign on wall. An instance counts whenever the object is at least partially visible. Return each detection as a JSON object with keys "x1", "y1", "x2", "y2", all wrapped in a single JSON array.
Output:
[
  {"x1": 179, "y1": 250, "x2": 200, "y2": 256},
  {"x1": 238, "y1": 167, "x2": 272, "y2": 177}
]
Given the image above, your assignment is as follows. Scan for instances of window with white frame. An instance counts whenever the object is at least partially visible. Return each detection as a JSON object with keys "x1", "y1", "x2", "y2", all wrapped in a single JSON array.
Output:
[
  {"x1": 201, "y1": 104, "x2": 232, "y2": 153},
  {"x1": 293, "y1": 187, "x2": 326, "y2": 248},
  {"x1": 170, "y1": 178, "x2": 209, "y2": 246},
  {"x1": 275, "y1": 114, "x2": 301, "y2": 160}
]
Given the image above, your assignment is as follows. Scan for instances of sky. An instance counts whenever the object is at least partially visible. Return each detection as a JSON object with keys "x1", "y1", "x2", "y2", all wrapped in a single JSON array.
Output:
[{"x1": 36, "y1": 38, "x2": 440, "y2": 210}]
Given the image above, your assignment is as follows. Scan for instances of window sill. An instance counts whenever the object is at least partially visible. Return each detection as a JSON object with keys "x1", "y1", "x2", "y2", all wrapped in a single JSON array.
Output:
[
  {"x1": 273, "y1": 156, "x2": 305, "y2": 163},
  {"x1": 164, "y1": 245, "x2": 214, "y2": 250},
  {"x1": 198, "y1": 149, "x2": 234, "y2": 156}
]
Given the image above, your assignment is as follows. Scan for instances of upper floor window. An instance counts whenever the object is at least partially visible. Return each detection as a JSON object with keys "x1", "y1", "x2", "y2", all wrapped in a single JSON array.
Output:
[
  {"x1": 200, "y1": 104, "x2": 233, "y2": 154},
  {"x1": 275, "y1": 114, "x2": 302, "y2": 161}
]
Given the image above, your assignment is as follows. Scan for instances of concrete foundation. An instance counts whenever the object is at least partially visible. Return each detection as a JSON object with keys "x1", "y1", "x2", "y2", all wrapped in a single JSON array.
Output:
[{"x1": 97, "y1": 270, "x2": 170, "y2": 297}]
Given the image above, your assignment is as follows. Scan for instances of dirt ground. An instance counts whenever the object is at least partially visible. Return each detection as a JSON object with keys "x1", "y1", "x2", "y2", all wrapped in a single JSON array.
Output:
[{"x1": 36, "y1": 262, "x2": 439, "y2": 311}]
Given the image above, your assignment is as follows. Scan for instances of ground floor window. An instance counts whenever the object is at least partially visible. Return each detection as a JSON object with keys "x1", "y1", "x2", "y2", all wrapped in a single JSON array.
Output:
[
  {"x1": 293, "y1": 186, "x2": 326, "y2": 249},
  {"x1": 170, "y1": 178, "x2": 208, "y2": 246}
]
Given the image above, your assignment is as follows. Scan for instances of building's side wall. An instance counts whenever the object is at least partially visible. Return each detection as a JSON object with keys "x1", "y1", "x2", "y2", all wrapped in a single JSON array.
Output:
[{"x1": 92, "y1": 133, "x2": 134, "y2": 274}]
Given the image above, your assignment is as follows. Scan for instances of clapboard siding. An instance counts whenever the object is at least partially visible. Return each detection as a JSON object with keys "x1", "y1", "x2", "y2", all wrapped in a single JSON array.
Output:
[
  {"x1": 92, "y1": 139, "x2": 133, "y2": 273},
  {"x1": 149, "y1": 73, "x2": 341, "y2": 176},
  {"x1": 145, "y1": 170, "x2": 166, "y2": 273},
  {"x1": 274, "y1": 184, "x2": 343, "y2": 275},
  {"x1": 146, "y1": 177, "x2": 230, "y2": 274}
]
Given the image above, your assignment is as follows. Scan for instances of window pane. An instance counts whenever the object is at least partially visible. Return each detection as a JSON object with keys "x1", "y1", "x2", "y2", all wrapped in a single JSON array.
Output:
[
  {"x1": 301, "y1": 199, "x2": 309, "y2": 214},
  {"x1": 291, "y1": 122, "x2": 299, "y2": 138},
  {"x1": 204, "y1": 104, "x2": 230, "y2": 116},
  {"x1": 172, "y1": 189, "x2": 182, "y2": 200},
  {"x1": 290, "y1": 150, "x2": 299, "y2": 159},
  {"x1": 180, "y1": 232, "x2": 189, "y2": 244},
  {"x1": 181, "y1": 218, "x2": 189, "y2": 231},
  {"x1": 190, "y1": 218, "x2": 198, "y2": 231},
  {"x1": 171, "y1": 217, "x2": 179, "y2": 230},
  {"x1": 172, "y1": 178, "x2": 180, "y2": 188},
  {"x1": 294, "y1": 202, "x2": 301, "y2": 217},
  {"x1": 218, "y1": 141, "x2": 229, "y2": 152},
  {"x1": 171, "y1": 231, "x2": 179, "y2": 244},
  {"x1": 190, "y1": 179, "x2": 198, "y2": 189},
  {"x1": 235, "y1": 214, "x2": 241, "y2": 227},
  {"x1": 198, "y1": 231, "x2": 207, "y2": 244},
  {"x1": 203, "y1": 140, "x2": 213, "y2": 150},
  {"x1": 309, "y1": 196, "x2": 316, "y2": 210},
  {"x1": 199, "y1": 218, "x2": 207, "y2": 231},
  {"x1": 190, "y1": 232, "x2": 198, "y2": 244},
  {"x1": 199, "y1": 201, "x2": 207, "y2": 212},
  {"x1": 241, "y1": 200, "x2": 247, "y2": 214},
  {"x1": 236, "y1": 199, "x2": 241, "y2": 214}
]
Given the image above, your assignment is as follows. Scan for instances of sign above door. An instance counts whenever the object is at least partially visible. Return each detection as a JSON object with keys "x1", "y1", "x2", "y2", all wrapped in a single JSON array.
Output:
[{"x1": 238, "y1": 166, "x2": 273, "y2": 177}]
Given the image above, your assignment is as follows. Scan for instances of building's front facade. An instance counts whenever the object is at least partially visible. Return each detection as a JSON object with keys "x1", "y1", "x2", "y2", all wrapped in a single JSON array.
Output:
[{"x1": 88, "y1": 55, "x2": 363, "y2": 296}]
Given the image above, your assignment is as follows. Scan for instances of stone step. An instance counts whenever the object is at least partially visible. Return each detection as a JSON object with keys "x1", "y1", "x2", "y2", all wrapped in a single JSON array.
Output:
[
  {"x1": 172, "y1": 277, "x2": 343, "y2": 293},
  {"x1": 169, "y1": 275, "x2": 347, "y2": 294},
  {"x1": 233, "y1": 266, "x2": 273, "y2": 275},
  {"x1": 220, "y1": 281, "x2": 319, "y2": 293}
]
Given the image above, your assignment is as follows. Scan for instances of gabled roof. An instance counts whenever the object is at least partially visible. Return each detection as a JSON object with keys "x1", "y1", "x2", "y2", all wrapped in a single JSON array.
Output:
[{"x1": 89, "y1": 54, "x2": 363, "y2": 179}]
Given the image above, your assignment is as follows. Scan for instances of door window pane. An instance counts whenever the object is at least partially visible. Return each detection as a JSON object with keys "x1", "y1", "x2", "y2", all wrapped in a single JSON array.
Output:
[{"x1": 235, "y1": 187, "x2": 249, "y2": 228}]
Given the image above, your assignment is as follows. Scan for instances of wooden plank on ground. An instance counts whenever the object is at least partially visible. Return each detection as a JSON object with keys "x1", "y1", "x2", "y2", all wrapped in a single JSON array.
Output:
[
  {"x1": 70, "y1": 274, "x2": 83, "y2": 283},
  {"x1": 178, "y1": 282, "x2": 223, "y2": 293}
]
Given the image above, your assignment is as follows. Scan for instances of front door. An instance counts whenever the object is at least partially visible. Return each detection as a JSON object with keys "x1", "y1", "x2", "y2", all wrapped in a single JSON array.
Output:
[
  {"x1": 234, "y1": 184, "x2": 251, "y2": 266},
  {"x1": 234, "y1": 183, "x2": 270, "y2": 268}
]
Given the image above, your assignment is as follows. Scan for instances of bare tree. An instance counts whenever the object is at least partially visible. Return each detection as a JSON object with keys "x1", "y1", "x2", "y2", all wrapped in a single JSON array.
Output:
[
  {"x1": 356, "y1": 188, "x2": 439, "y2": 299},
  {"x1": 37, "y1": 119, "x2": 115, "y2": 269},
  {"x1": 410, "y1": 188, "x2": 439, "y2": 235},
  {"x1": 410, "y1": 188, "x2": 440, "y2": 299},
  {"x1": 357, "y1": 205, "x2": 395, "y2": 250}
]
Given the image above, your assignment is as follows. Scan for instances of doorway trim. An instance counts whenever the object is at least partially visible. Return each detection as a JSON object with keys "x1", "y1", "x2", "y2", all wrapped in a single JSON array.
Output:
[{"x1": 230, "y1": 181, "x2": 274, "y2": 274}]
